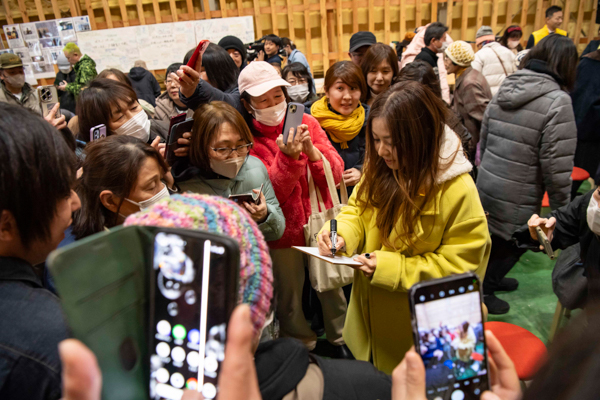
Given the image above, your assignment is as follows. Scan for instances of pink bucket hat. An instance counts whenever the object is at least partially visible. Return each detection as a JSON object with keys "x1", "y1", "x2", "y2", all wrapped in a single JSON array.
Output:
[{"x1": 238, "y1": 61, "x2": 290, "y2": 97}]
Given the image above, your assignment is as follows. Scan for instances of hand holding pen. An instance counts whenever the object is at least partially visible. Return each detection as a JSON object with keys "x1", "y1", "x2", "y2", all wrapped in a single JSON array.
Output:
[{"x1": 317, "y1": 222, "x2": 346, "y2": 257}]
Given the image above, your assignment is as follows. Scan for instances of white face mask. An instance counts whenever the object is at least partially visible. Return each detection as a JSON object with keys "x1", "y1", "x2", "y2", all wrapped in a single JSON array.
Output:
[
  {"x1": 59, "y1": 66, "x2": 72, "y2": 74},
  {"x1": 115, "y1": 109, "x2": 151, "y2": 143},
  {"x1": 210, "y1": 156, "x2": 246, "y2": 179},
  {"x1": 439, "y1": 41, "x2": 449, "y2": 53},
  {"x1": 251, "y1": 100, "x2": 287, "y2": 127},
  {"x1": 586, "y1": 194, "x2": 600, "y2": 235},
  {"x1": 287, "y1": 84, "x2": 310, "y2": 103},
  {"x1": 125, "y1": 183, "x2": 170, "y2": 211},
  {"x1": 508, "y1": 40, "x2": 521, "y2": 49},
  {"x1": 4, "y1": 73, "x2": 25, "y2": 89}
]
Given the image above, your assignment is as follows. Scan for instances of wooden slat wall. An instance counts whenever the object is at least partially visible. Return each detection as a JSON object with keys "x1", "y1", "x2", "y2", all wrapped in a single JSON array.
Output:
[{"x1": 1, "y1": 0, "x2": 599, "y2": 78}]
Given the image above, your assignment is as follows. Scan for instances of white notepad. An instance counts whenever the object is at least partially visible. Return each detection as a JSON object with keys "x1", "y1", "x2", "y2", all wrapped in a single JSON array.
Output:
[{"x1": 292, "y1": 246, "x2": 363, "y2": 266}]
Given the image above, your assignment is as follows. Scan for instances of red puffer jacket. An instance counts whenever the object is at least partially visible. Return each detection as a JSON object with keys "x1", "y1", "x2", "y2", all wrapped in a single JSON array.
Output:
[{"x1": 250, "y1": 113, "x2": 344, "y2": 249}]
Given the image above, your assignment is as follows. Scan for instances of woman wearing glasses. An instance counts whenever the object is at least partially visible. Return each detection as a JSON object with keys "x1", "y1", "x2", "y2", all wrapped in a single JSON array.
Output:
[{"x1": 173, "y1": 101, "x2": 285, "y2": 242}]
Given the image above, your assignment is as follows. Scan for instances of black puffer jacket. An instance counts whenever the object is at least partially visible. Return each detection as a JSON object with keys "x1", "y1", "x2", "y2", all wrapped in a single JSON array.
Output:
[
  {"x1": 477, "y1": 63, "x2": 577, "y2": 240},
  {"x1": 129, "y1": 67, "x2": 161, "y2": 107}
]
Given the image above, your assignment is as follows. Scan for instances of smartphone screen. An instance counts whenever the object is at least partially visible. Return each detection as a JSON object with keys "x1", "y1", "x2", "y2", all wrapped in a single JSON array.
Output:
[
  {"x1": 149, "y1": 231, "x2": 237, "y2": 400},
  {"x1": 411, "y1": 274, "x2": 489, "y2": 400}
]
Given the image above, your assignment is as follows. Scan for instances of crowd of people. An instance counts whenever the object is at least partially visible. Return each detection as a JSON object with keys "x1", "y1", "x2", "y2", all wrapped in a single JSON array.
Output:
[{"x1": 1, "y1": 8, "x2": 600, "y2": 399}]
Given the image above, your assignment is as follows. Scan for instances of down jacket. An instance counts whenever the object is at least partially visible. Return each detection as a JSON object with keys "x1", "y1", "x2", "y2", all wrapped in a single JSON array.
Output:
[
  {"x1": 471, "y1": 42, "x2": 516, "y2": 95},
  {"x1": 476, "y1": 67, "x2": 577, "y2": 241}
]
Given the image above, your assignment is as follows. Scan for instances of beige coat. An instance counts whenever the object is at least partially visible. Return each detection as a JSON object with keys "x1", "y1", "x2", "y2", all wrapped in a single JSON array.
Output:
[{"x1": 0, "y1": 82, "x2": 41, "y2": 115}]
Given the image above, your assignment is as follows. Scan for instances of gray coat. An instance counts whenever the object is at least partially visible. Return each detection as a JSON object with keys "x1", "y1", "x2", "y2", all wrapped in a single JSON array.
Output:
[{"x1": 476, "y1": 69, "x2": 577, "y2": 240}]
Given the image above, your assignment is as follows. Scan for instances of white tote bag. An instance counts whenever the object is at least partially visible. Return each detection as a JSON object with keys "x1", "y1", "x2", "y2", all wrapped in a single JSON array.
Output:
[{"x1": 303, "y1": 156, "x2": 355, "y2": 292}]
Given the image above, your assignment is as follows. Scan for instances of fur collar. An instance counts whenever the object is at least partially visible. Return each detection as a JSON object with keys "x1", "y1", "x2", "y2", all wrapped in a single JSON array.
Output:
[{"x1": 436, "y1": 125, "x2": 473, "y2": 185}]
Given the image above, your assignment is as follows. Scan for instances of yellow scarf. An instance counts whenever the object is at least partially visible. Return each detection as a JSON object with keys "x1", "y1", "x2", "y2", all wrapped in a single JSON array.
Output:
[{"x1": 311, "y1": 96, "x2": 365, "y2": 149}]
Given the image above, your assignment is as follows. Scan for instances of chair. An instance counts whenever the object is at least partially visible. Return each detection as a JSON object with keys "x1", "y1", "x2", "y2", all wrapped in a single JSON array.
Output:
[
  {"x1": 484, "y1": 321, "x2": 547, "y2": 381},
  {"x1": 542, "y1": 167, "x2": 591, "y2": 207},
  {"x1": 549, "y1": 300, "x2": 571, "y2": 343}
]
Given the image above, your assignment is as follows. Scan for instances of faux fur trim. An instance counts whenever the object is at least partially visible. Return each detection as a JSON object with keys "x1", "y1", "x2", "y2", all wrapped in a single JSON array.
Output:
[{"x1": 436, "y1": 125, "x2": 473, "y2": 185}]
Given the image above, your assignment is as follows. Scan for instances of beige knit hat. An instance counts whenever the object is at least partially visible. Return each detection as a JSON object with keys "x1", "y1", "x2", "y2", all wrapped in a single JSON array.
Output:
[{"x1": 445, "y1": 41, "x2": 475, "y2": 67}]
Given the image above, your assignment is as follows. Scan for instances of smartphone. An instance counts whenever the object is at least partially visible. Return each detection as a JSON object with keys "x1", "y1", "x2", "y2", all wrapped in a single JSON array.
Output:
[
  {"x1": 166, "y1": 119, "x2": 194, "y2": 165},
  {"x1": 281, "y1": 102, "x2": 305, "y2": 144},
  {"x1": 185, "y1": 40, "x2": 210, "y2": 73},
  {"x1": 90, "y1": 124, "x2": 107, "y2": 142},
  {"x1": 149, "y1": 229, "x2": 239, "y2": 400},
  {"x1": 228, "y1": 183, "x2": 264, "y2": 206},
  {"x1": 409, "y1": 273, "x2": 490, "y2": 400},
  {"x1": 37, "y1": 85, "x2": 60, "y2": 118},
  {"x1": 535, "y1": 227, "x2": 556, "y2": 260}
]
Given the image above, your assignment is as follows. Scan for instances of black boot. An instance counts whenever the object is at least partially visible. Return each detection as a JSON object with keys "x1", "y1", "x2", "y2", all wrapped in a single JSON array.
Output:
[
  {"x1": 495, "y1": 277, "x2": 519, "y2": 292},
  {"x1": 484, "y1": 294, "x2": 510, "y2": 315},
  {"x1": 331, "y1": 344, "x2": 355, "y2": 360}
]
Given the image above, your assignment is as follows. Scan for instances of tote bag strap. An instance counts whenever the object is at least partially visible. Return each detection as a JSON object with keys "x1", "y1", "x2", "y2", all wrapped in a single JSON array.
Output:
[
  {"x1": 320, "y1": 155, "x2": 342, "y2": 207},
  {"x1": 307, "y1": 165, "x2": 326, "y2": 214}
]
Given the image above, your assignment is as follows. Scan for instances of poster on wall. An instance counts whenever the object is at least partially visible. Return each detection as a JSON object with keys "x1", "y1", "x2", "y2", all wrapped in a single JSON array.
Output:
[
  {"x1": 20, "y1": 23, "x2": 39, "y2": 41},
  {"x1": 23, "y1": 63, "x2": 37, "y2": 85},
  {"x1": 48, "y1": 46, "x2": 65, "y2": 64},
  {"x1": 12, "y1": 47, "x2": 31, "y2": 63},
  {"x1": 58, "y1": 18, "x2": 77, "y2": 44},
  {"x1": 74, "y1": 16, "x2": 91, "y2": 32},
  {"x1": 36, "y1": 21, "x2": 60, "y2": 40},
  {"x1": 4, "y1": 25, "x2": 24, "y2": 48}
]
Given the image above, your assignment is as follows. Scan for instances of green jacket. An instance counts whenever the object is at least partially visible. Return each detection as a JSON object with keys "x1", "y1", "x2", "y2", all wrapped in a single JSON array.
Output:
[
  {"x1": 176, "y1": 155, "x2": 285, "y2": 242},
  {"x1": 66, "y1": 54, "x2": 97, "y2": 97}
]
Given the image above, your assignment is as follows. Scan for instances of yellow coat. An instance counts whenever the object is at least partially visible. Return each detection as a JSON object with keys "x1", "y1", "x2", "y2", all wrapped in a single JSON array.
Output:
[
  {"x1": 321, "y1": 128, "x2": 491, "y2": 374},
  {"x1": 532, "y1": 25, "x2": 567, "y2": 46}
]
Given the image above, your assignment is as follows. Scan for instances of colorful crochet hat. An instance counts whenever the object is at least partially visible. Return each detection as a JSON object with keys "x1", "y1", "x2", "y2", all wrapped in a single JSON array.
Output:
[
  {"x1": 445, "y1": 40, "x2": 475, "y2": 67},
  {"x1": 124, "y1": 193, "x2": 273, "y2": 335}
]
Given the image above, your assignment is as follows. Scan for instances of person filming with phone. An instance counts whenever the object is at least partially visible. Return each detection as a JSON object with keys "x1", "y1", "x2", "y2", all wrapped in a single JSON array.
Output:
[{"x1": 317, "y1": 81, "x2": 491, "y2": 374}]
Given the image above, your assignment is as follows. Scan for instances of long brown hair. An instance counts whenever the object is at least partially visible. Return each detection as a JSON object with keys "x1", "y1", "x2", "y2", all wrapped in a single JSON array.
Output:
[
  {"x1": 190, "y1": 101, "x2": 254, "y2": 172},
  {"x1": 357, "y1": 81, "x2": 451, "y2": 248},
  {"x1": 72, "y1": 135, "x2": 168, "y2": 239}
]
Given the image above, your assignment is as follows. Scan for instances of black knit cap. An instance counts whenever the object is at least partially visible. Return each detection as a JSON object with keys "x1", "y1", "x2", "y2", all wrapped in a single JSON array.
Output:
[{"x1": 218, "y1": 35, "x2": 247, "y2": 60}]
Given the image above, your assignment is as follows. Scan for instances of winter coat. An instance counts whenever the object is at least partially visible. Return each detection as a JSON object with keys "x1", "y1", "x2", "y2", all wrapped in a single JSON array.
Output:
[
  {"x1": 526, "y1": 25, "x2": 567, "y2": 49},
  {"x1": 451, "y1": 67, "x2": 492, "y2": 147},
  {"x1": 400, "y1": 23, "x2": 454, "y2": 103},
  {"x1": 513, "y1": 190, "x2": 600, "y2": 305},
  {"x1": 582, "y1": 40, "x2": 600, "y2": 58},
  {"x1": 53, "y1": 69, "x2": 77, "y2": 114},
  {"x1": 471, "y1": 42, "x2": 516, "y2": 95},
  {"x1": 476, "y1": 67, "x2": 577, "y2": 240},
  {"x1": 174, "y1": 155, "x2": 285, "y2": 242},
  {"x1": 250, "y1": 114, "x2": 344, "y2": 249},
  {"x1": 154, "y1": 91, "x2": 194, "y2": 122},
  {"x1": 129, "y1": 67, "x2": 161, "y2": 107},
  {"x1": 571, "y1": 50, "x2": 600, "y2": 176},
  {"x1": 320, "y1": 126, "x2": 491, "y2": 374},
  {"x1": 180, "y1": 81, "x2": 244, "y2": 116},
  {"x1": 0, "y1": 81, "x2": 40, "y2": 114},
  {"x1": 65, "y1": 54, "x2": 97, "y2": 97}
]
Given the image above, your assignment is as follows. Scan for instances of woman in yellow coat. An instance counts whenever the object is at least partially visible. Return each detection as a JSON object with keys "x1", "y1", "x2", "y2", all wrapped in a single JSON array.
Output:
[{"x1": 318, "y1": 81, "x2": 491, "y2": 374}]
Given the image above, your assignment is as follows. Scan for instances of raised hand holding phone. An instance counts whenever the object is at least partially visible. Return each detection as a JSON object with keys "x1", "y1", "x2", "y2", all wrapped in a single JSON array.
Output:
[{"x1": 175, "y1": 40, "x2": 210, "y2": 98}]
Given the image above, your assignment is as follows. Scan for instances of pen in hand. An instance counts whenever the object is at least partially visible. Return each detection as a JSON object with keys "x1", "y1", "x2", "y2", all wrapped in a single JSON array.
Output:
[{"x1": 330, "y1": 219, "x2": 337, "y2": 257}]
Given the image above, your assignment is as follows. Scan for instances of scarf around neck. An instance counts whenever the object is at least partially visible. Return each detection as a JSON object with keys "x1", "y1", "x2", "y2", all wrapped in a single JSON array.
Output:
[{"x1": 310, "y1": 95, "x2": 365, "y2": 149}]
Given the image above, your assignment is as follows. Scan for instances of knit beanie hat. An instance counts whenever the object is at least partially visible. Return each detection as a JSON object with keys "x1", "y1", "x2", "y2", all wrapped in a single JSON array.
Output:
[
  {"x1": 476, "y1": 26, "x2": 496, "y2": 46},
  {"x1": 124, "y1": 193, "x2": 273, "y2": 335},
  {"x1": 218, "y1": 35, "x2": 247, "y2": 60},
  {"x1": 445, "y1": 41, "x2": 475, "y2": 67}
]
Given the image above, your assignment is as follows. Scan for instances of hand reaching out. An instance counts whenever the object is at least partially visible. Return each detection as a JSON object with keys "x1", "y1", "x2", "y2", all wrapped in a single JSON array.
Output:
[
  {"x1": 44, "y1": 103, "x2": 66, "y2": 130},
  {"x1": 527, "y1": 214, "x2": 556, "y2": 250}
]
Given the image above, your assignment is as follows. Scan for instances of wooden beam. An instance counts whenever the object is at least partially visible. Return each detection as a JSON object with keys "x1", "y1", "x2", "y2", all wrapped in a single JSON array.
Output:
[
  {"x1": 34, "y1": 0, "x2": 46, "y2": 21},
  {"x1": 51, "y1": 0, "x2": 61, "y2": 19},
  {"x1": 320, "y1": 0, "x2": 330, "y2": 71},
  {"x1": 327, "y1": 9, "x2": 335, "y2": 57},
  {"x1": 86, "y1": 0, "x2": 97, "y2": 29},
  {"x1": 136, "y1": 0, "x2": 146, "y2": 25},
  {"x1": 2, "y1": 0, "x2": 13, "y2": 24},
  {"x1": 573, "y1": 0, "x2": 586, "y2": 45},
  {"x1": 202, "y1": 0, "x2": 211, "y2": 18},
  {"x1": 534, "y1": 0, "x2": 544, "y2": 30},
  {"x1": 152, "y1": 0, "x2": 162, "y2": 23},
  {"x1": 476, "y1": 0, "x2": 483, "y2": 29},
  {"x1": 563, "y1": 0, "x2": 572, "y2": 33},
  {"x1": 447, "y1": 0, "x2": 453, "y2": 32},
  {"x1": 352, "y1": 0, "x2": 359, "y2": 33},
  {"x1": 102, "y1": 0, "x2": 114, "y2": 28},
  {"x1": 287, "y1": 0, "x2": 295, "y2": 41},
  {"x1": 253, "y1": 0, "x2": 261, "y2": 36},
  {"x1": 68, "y1": 0, "x2": 79, "y2": 16},
  {"x1": 337, "y1": 0, "x2": 344, "y2": 59},
  {"x1": 270, "y1": 0, "x2": 279, "y2": 34},
  {"x1": 520, "y1": 0, "x2": 529, "y2": 36},
  {"x1": 400, "y1": 0, "x2": 406, "y2": 38},
  {"x1": 587, "y1": 0, "x2": 598, "y2": 43},
  {"x1": 118, "y1": 0, "x2": 130, "y2": 25},
  {"x1": 461, "y1": 0, "x2": 468, "y2": 40},
  {"x1": 368, "y1": 0, "x2": 374, "y2": 32},
  {"x1": 431, "y1": 0, "x2": 438, "y2": 22},
  {"x1": 219, "y1": 0, "x2": 227, "y2": 18},
  {"x1": 236, "y1": 0, "x2": 243, "y2": 16},
  {"x1": 384, "y1": 0, "x2": 390, "y2": 42},
  {"x1": 17, "y1": 0, "x2": 29, "y2": 22},
  {"x1": 170, "y1": 0, "x2": 179, "y2": 21},
  {"x1": 304, "y1": 0, "x2": 313, "y2": 72},
  {"x1": 506, "y1": 0, "x2": 513, "y2": 24},
  {"x1": 491, "y1": 0, "x2": 499, "y2": 32},
  {"x1": 416, "y1": 0, "x2": 422, "y2": 27}
]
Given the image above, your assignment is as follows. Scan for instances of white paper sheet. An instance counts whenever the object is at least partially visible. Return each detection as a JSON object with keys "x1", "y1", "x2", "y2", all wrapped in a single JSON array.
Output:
[{"x1": 292, "y1": 246, "x2": 363, "y2": 266}]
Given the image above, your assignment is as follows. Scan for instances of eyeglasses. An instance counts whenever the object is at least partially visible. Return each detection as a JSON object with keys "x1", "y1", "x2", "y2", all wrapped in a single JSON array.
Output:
[{"x1": 211, "y1": 142, "x2": 253, "y2": 157}]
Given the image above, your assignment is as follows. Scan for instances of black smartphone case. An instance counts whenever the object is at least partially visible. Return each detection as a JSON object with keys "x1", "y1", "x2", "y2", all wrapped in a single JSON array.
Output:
[{"x1": 48, "y1": 225, "x2": 240, "y2": 400}]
